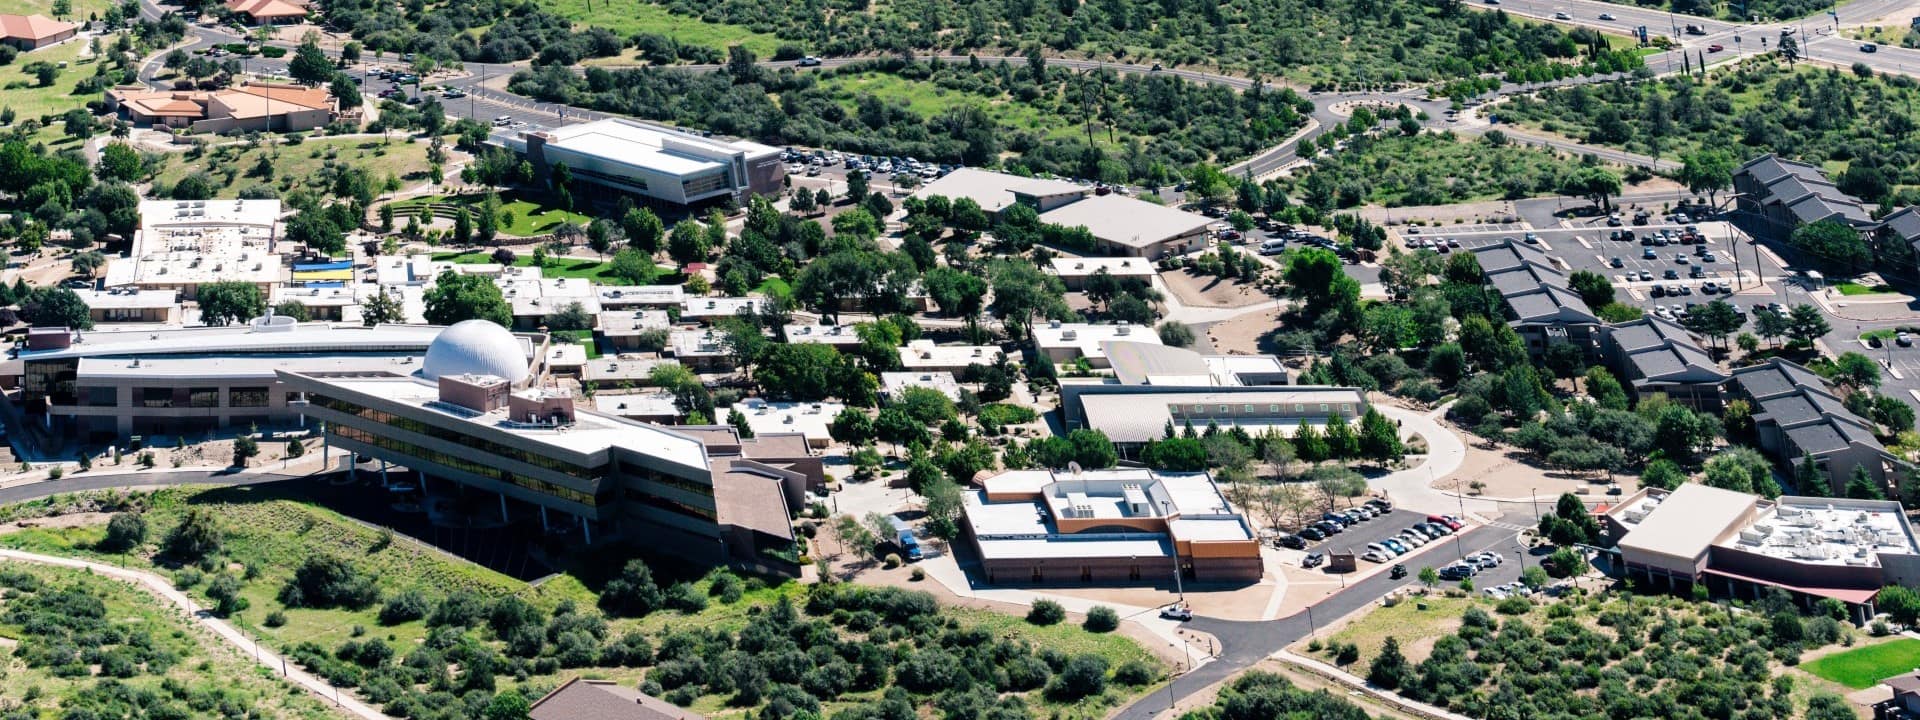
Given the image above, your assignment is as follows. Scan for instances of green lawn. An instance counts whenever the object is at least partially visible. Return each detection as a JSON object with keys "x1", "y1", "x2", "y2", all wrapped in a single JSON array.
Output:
[
  {"x1": 1802, "y1": 638, "x2": 1920, "y2": 689},
  {"x1": 1836, "y1": 282, "x2": 1895, "y2": 296},
  {"x1": 552, "y1": 328, "x2": 603, "y2": 359},
  {"x1": 398, "y1": 192, "x2": 592, "y2": 237},
  {"x1": 432, "y1": 250, "x2": 630, "y2": 283},
  {"x1": 543, "y1": 0, "x2": 785, "y2": 56},
  {"x1": 0, "y1": 0, "x2": 111, "y2": 18},
  {"x1": 0, "y1": 41, "x2": 97, "y2": 119},
  {"x1": 155, "y1": 136, "x2": 434, "y2": 197}
]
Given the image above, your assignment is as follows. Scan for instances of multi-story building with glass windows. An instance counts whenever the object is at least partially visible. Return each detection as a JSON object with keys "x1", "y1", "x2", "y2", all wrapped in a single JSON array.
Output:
[{"x1": 278, "y1": 320, "x2": 810, "y2": 573}]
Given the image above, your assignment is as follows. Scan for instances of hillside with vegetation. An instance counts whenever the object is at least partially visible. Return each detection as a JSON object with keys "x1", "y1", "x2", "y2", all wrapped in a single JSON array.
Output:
[
  {"x1": 509, "y1": 57, "x2": 1313, "y2": 185},
  {"x1": 0, "y1": 486, "x2": 1164, "y2": 720}
]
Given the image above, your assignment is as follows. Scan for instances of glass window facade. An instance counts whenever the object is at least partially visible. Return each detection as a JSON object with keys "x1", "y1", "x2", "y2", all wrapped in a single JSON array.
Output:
[
  {"x1": 189, "y1": 388, "x2": 220, "y2": 408},
  {"x1": 140, "y1": 387, "x2": 173, "y2": 408},
  {"x1": 230, "y1": 387, "x2": 270, "y2": 408},
  {"x1": 313, "y1": 394, "x2": 607, "y2": 483},
  {"x1": 332, "y1": 424, "x2": 605, "y2": 508}
]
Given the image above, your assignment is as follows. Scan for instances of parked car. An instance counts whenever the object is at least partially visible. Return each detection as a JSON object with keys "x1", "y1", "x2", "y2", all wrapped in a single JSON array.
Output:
[
  {"x1": 1275, "y1": 534, "x2": 1307, "y2": 549},
  {"x1": 1159, "y1": 604, "x2": 1193, "y2": 621},
  {"x1": 1609, "y1": 257, "x2": 1624, "y2": 268},
  {"x1": 1901, "y1": 333, "x2": 1914, "y2": 347},
  {"x1": 1366, "y1": 498, "x2": 1392, "y2": 512},
  {"x1": 1362, "y1": 550, "x2": 1393, "y2": 564},
  {"x1": 1299, "y1": 526, "x2": 1327, "y2": 541},
  {"x1": 1438, "y1": 564, "x2": 1475, "y2": 580},
  {"x1": 1381, "y1": 538, "x2": 1410, "y2": 555},
  {"x1": 1643, "y1": 248, "x2": 1657, "y2": 260},
  {"x1": 798, "y1": 56, "x2": 823, "y2": 66},
  {"x1": 1303, "y1": 552, "x2": 1327, "y2": 568},
  {"x1": 1638, "y1": 270, "x2": 1653, "y2": 282},
  {"x1": 1470, "y1": 551, "x2": 1504, "y2": 568},
  {"x1": 1862, "y1": 43, "x2": 1879, "y2": 53}
]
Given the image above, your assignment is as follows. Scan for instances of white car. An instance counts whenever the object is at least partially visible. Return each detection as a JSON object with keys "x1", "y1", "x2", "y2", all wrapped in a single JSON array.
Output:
[
  {"x1": 1362, "y1": 550, "x2": 1394, "y2": 564},
  {"x1": 1396, "y1": 533, "x2": 1427, "y2": 548},
  {"x1": 1159, "y1": 605, "x2": 1193, "y2": 621}
]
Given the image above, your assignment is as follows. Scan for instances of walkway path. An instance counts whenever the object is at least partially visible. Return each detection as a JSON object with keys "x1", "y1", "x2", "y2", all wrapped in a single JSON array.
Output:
[
  {"x1": 1368, "y1": 402, "x2": 1497, "y2": 518},
  {"x1": 0, "y1": 546, "x2": 388, "y2": 719}
]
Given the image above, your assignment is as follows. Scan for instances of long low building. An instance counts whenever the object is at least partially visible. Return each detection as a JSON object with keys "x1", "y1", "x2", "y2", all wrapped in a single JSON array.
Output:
[
  {"x1": 1055, "y1": 341, "x2": 1364, "y2": 450},
  {"x1": 490, "y1": 118, "x2": 783, "y2": 207},
  {"x1": 16, "y1": 318, "x2": 529, "y2": 442},
  {"x1": 280, "y1": 320, "x2": 815, "y2": 574},
  {"x1": 1471, "y1": 238, "x2": 1600, "y2": 357},
  {"x1": 1728, "y1": 358, "x2": 1905, "y2": 495},
  {"x1": 964, "y1": 468, "x2": 1261, "y2": 585},
  {"x1": 915, "y1": 168, "x2": 1211, "y2": 258},
  {"x1": 1605, "y1": 483, "x2": 1920, "y2": 623}
]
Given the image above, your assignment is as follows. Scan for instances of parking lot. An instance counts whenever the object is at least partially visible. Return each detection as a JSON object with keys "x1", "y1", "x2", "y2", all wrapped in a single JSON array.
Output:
[{"x1": 1294, "y1": 508, "x2": 1473, "y2": 566}]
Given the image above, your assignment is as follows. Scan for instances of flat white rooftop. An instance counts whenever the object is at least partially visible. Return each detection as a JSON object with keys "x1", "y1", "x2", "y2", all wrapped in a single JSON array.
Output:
[
  {"x1": 882, "y1": 371, "x2": 962, "y2": 401},
  {"x1": 899, "y1": 340, "x2": 1003, "y2": 371},
  {"x1": 76, "y1": 352, "x2": 422, "y2": 381},
  {"x1": 582, "y1": 355, "x2": 674, "y2": 383},
  {"x1": 785, "y1": 324, "x2": 861, "y2": 346},
  {"x1": 596, "y1": 285, "x2": 685, "y2": 307},
  {"x1": 593, "y1": 392, "x2": 679, "y2": 418},
  {"x1": 74, "y1": 288, "x2": 179, "y2": 310},
  {"x1": 1032, "y1": 322, "x2": 1161, "y2": 359},
  {"x1": 1721, "y1": 498, "x2": 1920, "y2": 567},
  {"x1": 318, "y1": 375, "x2": 710, "y2": 468},
  {"x1": 681, "y1": 296, "x2": 762, "y2": 320},
  {"x1": 533, "y1": 118, "x2": 778, "y2": 178},
  {"x1": 1048, "y1": 256, "x2": 1157, "y2": 278},
  {"x1": 727, "y1": 399, "x2": 841, "y2": 444},
  {"x1": 20, "y1": 322, "x2": 460, "y2": 362}
]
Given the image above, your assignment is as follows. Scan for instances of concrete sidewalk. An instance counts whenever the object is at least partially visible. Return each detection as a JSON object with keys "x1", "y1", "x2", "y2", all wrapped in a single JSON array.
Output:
[{"x1": 0, "y1": 547, "x2": 390, "y2": 720}]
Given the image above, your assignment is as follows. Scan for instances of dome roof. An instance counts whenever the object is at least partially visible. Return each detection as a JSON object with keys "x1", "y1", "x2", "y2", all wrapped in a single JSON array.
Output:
[{"x1": 421, "y1": 320, "x2": 529, "y2": 384}]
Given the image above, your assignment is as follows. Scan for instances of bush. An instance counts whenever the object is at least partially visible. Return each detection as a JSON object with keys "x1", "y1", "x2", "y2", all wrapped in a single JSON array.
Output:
[
  {"x1": 379, "y1": 589, "x2": 431, "y2": 625},
  {"x1": 279, "y1": 555, "x2": 380, "y2": 610},
  {"x1": 664, "y1": 582, "x2": 707, "y2": 613},
  {"x1": 1027, "y1": 599, "x2": 1066, "y2": 626},
  {"x1": 1084, "y1": 605, "x2": 1120, "y2": 633},
  {"x1": 1045, "y1": 654, "x2": 1110, "y2": 701},
  {"x1": 1495, "y1": 596, "x2": 1532, "y2": 615},
  {"x1": 162, "y1": 507, "x2": 222, "y2": 561},
  {"x1": 1112, "y1": 659, "x2": 1157, "y2": 686},
  {"x1": 908, "y1": 567, "x2": 925, "y2": 582},
  {"x1": 599, "y1": 559, "x2": 662, "y2": 618},
  {"x1": 882, "y1": 554, "x2": 902, "y2": 569},
  {"x1": 97, "y1": 512, "x2": 147, "y2": 553},
  {"x1": 1334, "y1": 642, "x2": 1359, "y2": 665},
  {"x1": 264, "y1": 610, "x2": 287, "y2": 627}
]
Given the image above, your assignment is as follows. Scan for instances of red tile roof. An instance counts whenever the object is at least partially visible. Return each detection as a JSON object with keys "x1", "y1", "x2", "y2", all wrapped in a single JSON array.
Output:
[{"x1": 0, "y1": 13, "x2": 76, "y2": 41}]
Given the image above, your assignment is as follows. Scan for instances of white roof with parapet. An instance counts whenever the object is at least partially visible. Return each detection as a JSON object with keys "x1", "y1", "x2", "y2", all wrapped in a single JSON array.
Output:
[
  {"x1": 271, "y1": 283, "x2": 369, "y2": 308},
  {"x1": 595, "y1": 285, "x2": 685, "y2": 307},
  {"x1": 1032, "y1": 321, "x2": 1161, "y2": 359},
  {"x1": 726, "y1": 399, "x2": 842, "y2": 445},
  {"x1": 76, "y1": 352, "x2": 422, "y2": 381},
  {"x1": 1614, "y1": 483, "x2": 1758, "y2": 563},
  {"x1": 73, "y1": 288, "x2": 179, "y2": 310},
  {"x1": 1038, "y1": 194, "x2": 1212, "y2": 249},
  {"x1": 899, "y1": 340, "x2": 1004, "y2": 372},
  {"x1": 881, "y1": 371, "x2": 962, "y2": 401},
  {"x1": 528, "y1": 118, "x2": 777, "y2": 178},
  {"x1": 593, "y1": 392, "x2": 680, "y2": 418},
  {"x1": 582, "y1": 355, "x2": 674, "y2": 383},
  {"x1": 915, "y1": 168, "x2": 1088, "y2": 213},
  {"x1": 19, "y1": 321, "x2": 453, "y2": 362},
  {"x1": 1048, "y1": 256, "x2": 1157, "y2": 279},
  {"x1": 680, "y1": 296, "x2": 762, "y2": 320},
  {"x1": 307, "y1": 374, "x2": 710, "y2": 467},
  {"x1": 784, "y1": 324, "x2": 861, "y2": 346}
]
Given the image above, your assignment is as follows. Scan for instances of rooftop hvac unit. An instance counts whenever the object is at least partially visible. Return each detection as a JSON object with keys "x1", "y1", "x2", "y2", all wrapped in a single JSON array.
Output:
[
  {"x1": 971, "y1": 348, "x2": 983, "y2": 356},
  {"x1": 1049, "y1": 319, "x2": 1062, "y2": 329},
  {"x1": 1625, "y1": 508, "x2": 1649, "y2": 524},
  {"x1": 1738, "y1": 528, "x2": 1768, "y2": 544},
  {"x1": 1062, "y1": 330, "x2": 1077, "y2": 341},
  {"x1": 1116, "y1": 325, "x2": 1130, "y2": 336}
]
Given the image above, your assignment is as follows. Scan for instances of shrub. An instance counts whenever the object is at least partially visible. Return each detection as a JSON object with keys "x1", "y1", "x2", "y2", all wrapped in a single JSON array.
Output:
[
  {"x1": 97, "y1": 512, "x2": 147, "y2": 553},
  {"x1": 264, "y1": 610, "x2": 287, "y2": 627},
  {"x1": 882, "y1": 554, "x2": 902, "y2": 569},
  {"x1": 909, "y1": 567, "x2": 925, "y2": 581},
  {"x1": 1496, "y1": 596, "x2": 1532, "y2": 615},
  {"x1": 1084, "y1": 605, "x2": 1120, "y2": 633},
  {"x1": 279, "y1": 554, "x2": 380, "y2": 610},
  {"x1": 664, "y1": 582, "x2": 707, "y2": 613},
  {"x1": 599, "y1": 559, "x2": 662, "y2": 618},
  {"x1": 1334, "y1": 643, "x2": 1359, "y2": 665},
  {"x1": 163, "y1": 507, "x2": 222, "y2": 561},
  {"x1": 207, "y1": 573, "x2": 248, "y2": 616},
  {"x1": 379, "y1": 589, "x2": 430, "y2": 625},
  {"x1": 1112, "y1": 659, "x2": 1157, "y2": 686},
  {"x1": 1027, "y1": 599, "x2": 1066, "y2": 626},
  {"x1": 1045, "y1": 654, "x2": 1109, "y2": 701}
]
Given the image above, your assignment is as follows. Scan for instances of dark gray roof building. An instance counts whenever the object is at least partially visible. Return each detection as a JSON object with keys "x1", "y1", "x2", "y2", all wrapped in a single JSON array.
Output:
[
  {"x1": 1470, "y1": 239, "x2": 1600, "y2": 357},
  {"x1": 1732, "y1": 154, "x2": 1874, "y2": 240},
  {"x1": 1728, "y1": 358, "x2": 1902, "y2": 494},
  {"x1": 530, "y1": 678, "x2": 702, "y2": 720},
  {"x1": 1599, "y1": 315, "x2": 1728, "y2": 409}
]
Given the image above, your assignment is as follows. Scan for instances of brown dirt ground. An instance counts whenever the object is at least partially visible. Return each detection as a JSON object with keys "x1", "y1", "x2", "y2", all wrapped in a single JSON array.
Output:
[
  {"x1": 0, "y1": 511, "x2": 111, "y2": 536},
  {"x1": 1203, "y1": 307, "x2": 1287, "y2": 356},
  {"x1": 1160, "y1": 269, "x2": 1272, "y2": 309},
  {"x1": 1438, "y1": 430, "x2": 1639, "y2": 501}
]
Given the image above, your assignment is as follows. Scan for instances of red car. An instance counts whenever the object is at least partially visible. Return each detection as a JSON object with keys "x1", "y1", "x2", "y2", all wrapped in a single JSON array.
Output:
[
  {"x1": 1707, "y1": 44, "x2": 1725, "y2": 52},
  {"x1": 1427, "y1": 514, "x2": 1464, "y2": 531}
]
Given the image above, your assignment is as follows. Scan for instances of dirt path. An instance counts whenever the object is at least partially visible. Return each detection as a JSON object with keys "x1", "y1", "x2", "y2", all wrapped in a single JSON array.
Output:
[{"x1": 0, "y1": 547, "x2": 386, "y2": 720}]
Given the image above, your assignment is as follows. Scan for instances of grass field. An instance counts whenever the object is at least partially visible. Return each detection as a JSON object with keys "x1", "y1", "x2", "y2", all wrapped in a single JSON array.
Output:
[
  {"x1": 432, "y1": 250, "x2": 628, "y2": 283},
  {"x1": 1836, "y1": 282, "x2": 1895, "y2": 296},
  {"x1": 154, "y1": 136, "x2": 434, "y2": 198},
  {"x1": 1802, "y1": 638, "x2": 1920, "y2": 689},
  {"x1": 0, "y1": 41, "x2": 98, "y2": 120},
  {"x1": 0, "y1": 563, "x2": 341, "y2": 719},
  {"x1": 399, "y1": 192, "x2": 592, "y2": 236},
  {"x1": 0, "y1": 0, "x2": 112, "y2": 20},
  {"x1": 544, "y1": 0, "x2": 785, "y2": 56}
]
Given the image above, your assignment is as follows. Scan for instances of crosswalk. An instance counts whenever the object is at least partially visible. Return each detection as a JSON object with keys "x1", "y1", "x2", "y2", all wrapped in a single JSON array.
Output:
[{"x1": 1487, "y1": 521, "x2": 1533, "y2": 532}]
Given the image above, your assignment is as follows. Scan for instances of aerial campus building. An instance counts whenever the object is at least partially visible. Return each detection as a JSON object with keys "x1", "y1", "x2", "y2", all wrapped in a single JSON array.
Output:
[
  {"x1": 962, "y1": 468, "x2": 1262, "y2": 584},
  {"x1": 490, "y1": 118, "x2": 785, "y2": 207},
  {"x1": 279, "y1": 320, "x2": 814, "y2": 573},
  {"x1": 1605, "y1": 483, "x2": 1920, "y2": 623},
  {"x1": 916, "y1": 168, "x2": 1213, "y2": 258},
  {"x1": 9, "y1": 318, "x2": 479, "y2": 442}
]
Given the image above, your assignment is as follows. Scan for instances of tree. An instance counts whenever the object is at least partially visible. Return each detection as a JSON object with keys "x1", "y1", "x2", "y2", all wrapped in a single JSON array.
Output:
[
  {"x1": 1566, "y1": 270, "x2": 1614, "y2": 309},
  {"x1": 98, "y1": 512, "x2": 147, "y2": 553},
  {"x1": 1367, "y1": 637, "x2": 1411, "y2": 690},
  {"x1": 1561, "y1": 166, "x2": 1621, "y2": 211},
  {"x1": 1283, "y1": 248, "x2": 1359, "y2": 319},
  {"x1": 330, "y1": 73, "x2": 363, "y2": 109},
  {"x1": 609, "y1": 248, "x2": 660, "y2": 285},
  {"x1": 287, "y1": 209, "x2": 347, "y2": 256},
  {"x1": 483, "y1": 690, "x2": 531, "y2": 720},
  {"x1": 288, "y1": 40, "x2": 334, "y2": 86},
  {"x1": 232, "y1": 435, "x2": 258, "y2": 467},
  {"x1": 18, "y1": 287, "x2": 92, "y2": 329},
  {"x1": 1879, "y1": 584, "x2": 1920, "y2": 625},
  {"x1": 197, "y1": 281, "x2": 267, "y2": 326},
  {"x1": 1791, "y1": 220, "x2": 1871, "y2": 271},
  {"x1": 1417, "y1": 566, "x2": 1438, "y2": 588},
  {"x1": 543, "y1": 301, "x2": 593, "y2": 332},
  {"x1": 1544, "y1": 547, "x2": 1587, "y2": 578},
  {"x1": 846, "y1": 169, "x2": 869, "y2": 204},
  {"x1": 1702, "y1": 446, "x2": 1781, "y2": 497},
  {"x1": 600, "y1": 559, "x2": 663, "y2": 617},
  {"x1": 1844, "y1": 464, "x2": 1884, "y2": 500},
  {"x1": 1357, "y1": 408, "x2": 1403, "y2": 462},
  {"x1": 1083, "y1": 605, "x2": 1119, "y2": 632},
  {"x1": 1831, "y1": 351, "x2": 1882, "y2": 392},
  {"x1": 1778, "y1": 33, "x2": 1800, "y2": 62},
  {"x1": 424, "y1": 271, "x2": 512, "y2": 327},
  {"x1": 1786, "y1": 304, "x2": 1831, "y2": 346},
  {"x1": 830, "y1": 408, "x2": 875, "y2": 445},
  {"x1": 1027, "y1": 599, "x2": 1065, "y2": 625},
  {"x1": 667, "y1": 221, "x2": 709, "y2": 266},
  {"x1": 163, "y1": 507, "x2": 222, "y2": 561},
  {"x1": 1679, "y1": 150, "x2": 1734, "y2": 206},
  {"x1": 270, "y1": 300, "x2": 311, "y2": 322},
  {"x1": 1681, "y1": 300, "x2": 1742, "y2": 350},
  {"x1": 361, "y1": 291, "x2": 405, "y2": 326},
  {"x1": 97, "y1": 142, "x2": 144, "y2": 182},
  {"x1": 1640, "y1": 458, "x2": 1685, "y2": 490}
]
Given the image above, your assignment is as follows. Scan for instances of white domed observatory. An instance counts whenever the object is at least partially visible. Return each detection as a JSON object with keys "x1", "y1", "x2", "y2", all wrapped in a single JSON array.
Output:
[{"x1": 420, "y1": 320, "x2": 531, "y2": 385}]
